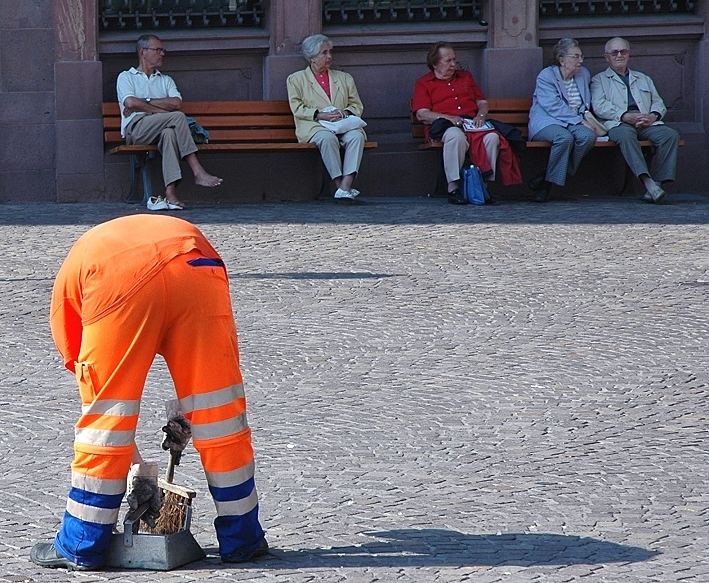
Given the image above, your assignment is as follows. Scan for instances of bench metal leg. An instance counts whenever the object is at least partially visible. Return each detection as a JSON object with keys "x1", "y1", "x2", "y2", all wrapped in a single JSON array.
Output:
[
  {"x1": 619, "y1": 165, "x2": 634, "y2": 195},
  {"x1": 617, "y1": 145, "x2": 656, "y2": 195},
  {"x1": 127, "y1": 154, "x2": 140, "y2": 202},
  {"x1": 432, "y1": 150, "x2": 471, "y2": 197},
  {"x1": 430, "y1": 151, "x2": 448, "y2": 196},
  {"x1": 140, "y1": 155, "x2": 154, "y2": 205},
  {"x1": 318, "y1": 163, "x2": 330, "y2": 199},
  {"x1": 126, "y1": 153, "x2": 155, "y2": 205}
]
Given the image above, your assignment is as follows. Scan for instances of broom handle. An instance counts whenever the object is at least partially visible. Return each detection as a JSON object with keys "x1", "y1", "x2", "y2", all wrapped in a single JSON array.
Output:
[{"x1": 165, "y1": 449, "x2": 181, "y2": 484}]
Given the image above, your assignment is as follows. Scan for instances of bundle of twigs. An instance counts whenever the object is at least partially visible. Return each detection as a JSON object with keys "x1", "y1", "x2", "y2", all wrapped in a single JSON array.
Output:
[
  {"x1": 142, "y1": 412, "x2": 195, "y2": 535},
  {"x1": 143, "y1": 476, "x2": 195, "y2": 534}
]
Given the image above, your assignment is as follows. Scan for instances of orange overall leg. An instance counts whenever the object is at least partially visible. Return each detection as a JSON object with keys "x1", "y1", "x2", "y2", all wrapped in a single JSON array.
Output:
[
  {"x1": 156, "y1": 253, "x2": 264, "y2": 559},
  {"x1": 55, "y1": 270, "x2": 168, "y2": 567}
]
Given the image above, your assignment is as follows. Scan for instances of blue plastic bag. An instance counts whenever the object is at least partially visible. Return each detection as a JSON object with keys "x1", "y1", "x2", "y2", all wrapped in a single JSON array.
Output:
[
  {"x1": 463, "y1": 165, "x2": 488, "y2": 205},
  {"x1": 186, "y1": 116, "x2": 209, "y2": 144}
]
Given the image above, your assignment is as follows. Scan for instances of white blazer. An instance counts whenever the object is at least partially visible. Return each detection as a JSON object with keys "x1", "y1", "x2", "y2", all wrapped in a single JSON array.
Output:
[{"x1": 591, "y1": 67, "x2": 667, "y2": 130}]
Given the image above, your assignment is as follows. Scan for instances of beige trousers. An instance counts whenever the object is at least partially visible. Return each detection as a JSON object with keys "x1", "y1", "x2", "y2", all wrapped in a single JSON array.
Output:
[
  {"x1": 309, "y1": 129, "x2": 366, "y2": 179},
  {"x1": 126, "y1": 111, "x2": 198, "y2": 187},
  {"x1": 441, "y1": 127, "x2": 499, "y2": 183}
]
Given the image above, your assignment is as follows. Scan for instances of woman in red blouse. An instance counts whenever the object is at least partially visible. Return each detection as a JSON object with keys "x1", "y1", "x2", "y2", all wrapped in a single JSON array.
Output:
[{"x1": 412, "y1": 42, "x2": 522, "y2": 204}]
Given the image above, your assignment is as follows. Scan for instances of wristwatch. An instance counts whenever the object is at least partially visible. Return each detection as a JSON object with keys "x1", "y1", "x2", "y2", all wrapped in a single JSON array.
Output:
[{"x1": 145, "y1": 97, "x2": 151, "y2": 103}]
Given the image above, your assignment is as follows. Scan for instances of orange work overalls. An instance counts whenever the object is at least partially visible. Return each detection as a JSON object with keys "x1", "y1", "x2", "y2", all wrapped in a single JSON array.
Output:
[{"x1": 50, "y1": 214, "x2": 264, "y2": 567}]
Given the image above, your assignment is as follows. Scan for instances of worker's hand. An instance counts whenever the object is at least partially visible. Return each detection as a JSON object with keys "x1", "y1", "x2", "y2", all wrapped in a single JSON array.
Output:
[
  {"x1": 126, "y1": 462, "x2": 162, "y2": 528},
  {"x1": 161, "y1": 414, "x2": 192, "y2": 452}
]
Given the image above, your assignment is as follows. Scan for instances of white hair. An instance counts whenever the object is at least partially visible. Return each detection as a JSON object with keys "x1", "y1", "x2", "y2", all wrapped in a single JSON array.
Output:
[{"x1": 301, "y1": 34, "x2": 331, "y2": 61}]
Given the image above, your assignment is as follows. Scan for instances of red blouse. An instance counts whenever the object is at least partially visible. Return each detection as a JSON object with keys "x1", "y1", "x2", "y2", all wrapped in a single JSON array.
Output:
[
  {"x1": 411, "y1": 69, "x2": 485, "y2": 117},
  {"x1": 314, "y1": 70, "x2": 331, "y2": 98}
]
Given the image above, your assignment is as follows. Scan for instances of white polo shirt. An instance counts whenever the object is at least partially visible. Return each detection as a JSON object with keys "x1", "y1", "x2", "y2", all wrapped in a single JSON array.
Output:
[{"x1": 116, "y1": 67, "x2": 182, "y2": 137}]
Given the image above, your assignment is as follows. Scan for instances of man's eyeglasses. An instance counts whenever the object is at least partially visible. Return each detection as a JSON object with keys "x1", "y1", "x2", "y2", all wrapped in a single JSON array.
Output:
[
  {"x1": 605, "y1": 49, "x2": 629, "y2": 57},
  {"x1": 564, "y1": 54, "x2": 584, "y2": 61},
  {"x1": 144, "y1": 47, "x2": 166, "y2": 55}
]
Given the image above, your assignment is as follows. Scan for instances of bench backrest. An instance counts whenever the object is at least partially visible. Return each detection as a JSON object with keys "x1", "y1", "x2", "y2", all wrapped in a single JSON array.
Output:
[
  {"x1": 102, "y1": 101, "x2": 297, "y2": 145},
  {"x1": 411, "y1": 97, "x2": 532, "y2": 140}
]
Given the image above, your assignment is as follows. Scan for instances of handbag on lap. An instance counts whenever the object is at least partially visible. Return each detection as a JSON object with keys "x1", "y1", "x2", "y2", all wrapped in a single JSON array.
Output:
[
  {"x1": 583, "y1": 110, "x2": 608, "y2": 137},
  {"x1": 318, "y1": 106, "x2": 367, "y2": 134}
]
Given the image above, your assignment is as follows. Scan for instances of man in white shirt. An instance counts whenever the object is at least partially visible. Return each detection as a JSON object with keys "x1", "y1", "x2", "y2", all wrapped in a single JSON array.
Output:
[
  {"x1": 591, "y1": 37, "x2": 679, "y2": 204},
  {"x1": 116, "y1": 34, "x2": 222, "y2": 210}
]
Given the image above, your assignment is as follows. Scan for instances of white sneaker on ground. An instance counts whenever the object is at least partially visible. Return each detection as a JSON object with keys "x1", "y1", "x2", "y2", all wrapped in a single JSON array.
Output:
[
  {"x1": 349, "y1": 188, "x2": 360, "y2": 198},
  {"x1": 647, "y1": 181, "x2": 666, "y2": 203},
  {"x1": 334, "y1": 188, "x2": 356, "y2": 200},
  {"x1": 147, "y1": 196, "x2": 169, "y2": 211}
]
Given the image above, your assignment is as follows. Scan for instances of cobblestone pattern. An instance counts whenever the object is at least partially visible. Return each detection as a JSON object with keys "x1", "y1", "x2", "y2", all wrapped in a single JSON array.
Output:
[{"x1": 0, "y1": 195, "x2": 707, "y2": 582}]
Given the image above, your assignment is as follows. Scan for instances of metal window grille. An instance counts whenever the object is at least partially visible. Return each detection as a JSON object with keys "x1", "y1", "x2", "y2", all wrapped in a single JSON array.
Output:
[
  {"x1": 323, "y1": 1, "x2": 485, "y2": 25},
  {"x1": 539, "y1": 0, "x2": 695, "y2": 16},
  {"x1": 99, "y1": 0, "x2": 265, "y2": 31}
]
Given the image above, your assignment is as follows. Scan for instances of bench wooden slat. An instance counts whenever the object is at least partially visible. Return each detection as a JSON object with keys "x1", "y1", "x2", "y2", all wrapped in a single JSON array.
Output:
[
  {"x1": 102, "y1": 100, "x2": 294, "y2": 116},
  {"x1": 412, "y1": 96, "x2": 684, "y2": 149},
  {"x1": 202, "y1": 128, "x2": 299, "y2": 141},
  {"x1": 103, "y1": 99, "x2": 378, "y2": 202},
  {"x1": 103, "y1": 100, "x2": 376, "y2": 149},
  {"x1": 103, "y1": 114, "x2": 297, "y2": 131},
  {"x1": 108, "y1": 141, "x2": 378, "y2": 155},
  {"x1": 191, "y1": 115, "x2": 295, "y2": 127},
  {"x1": 420, "y1": 138, "x2": 664, "y2": 150},
  {"x1": 486, "y1": 97, "x2": 532, "y2": 111},
  {"x1": 104, "y1": 129, "x2": 301, "y2": 143}
]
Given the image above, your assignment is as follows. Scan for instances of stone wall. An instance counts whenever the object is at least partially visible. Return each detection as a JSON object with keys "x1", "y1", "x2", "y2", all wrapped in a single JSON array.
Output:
[
  {"x1": 0, "y1": 2, "x2": 56, "y2": 202},
  {"x1": 2, "y1": 1, "x2": 707, "y2": 202}
]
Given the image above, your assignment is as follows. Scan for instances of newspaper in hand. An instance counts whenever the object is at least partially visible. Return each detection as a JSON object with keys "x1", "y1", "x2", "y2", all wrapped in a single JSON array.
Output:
[{"x1": 462, "y1": 118, "x2": 495, "y2": 132}]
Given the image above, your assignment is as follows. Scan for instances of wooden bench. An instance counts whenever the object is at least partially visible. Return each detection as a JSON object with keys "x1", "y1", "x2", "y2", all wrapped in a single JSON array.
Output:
[
  {"x1": 411, "y1": 97, "x2": 683, "y2": 194},
  {"x1": 103, "y1": 100, "x2": 378, "y2": 202}
]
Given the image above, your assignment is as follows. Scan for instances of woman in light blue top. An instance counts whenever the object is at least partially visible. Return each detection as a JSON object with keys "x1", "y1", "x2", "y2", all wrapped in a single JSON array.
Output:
[{"x1": 528, "y1": 38, "x2": 596, "y2": 202}]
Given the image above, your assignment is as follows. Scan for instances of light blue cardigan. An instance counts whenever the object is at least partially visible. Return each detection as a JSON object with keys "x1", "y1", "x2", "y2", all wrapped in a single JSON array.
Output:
[{"x1": 528, "y1": 65, "x2": 592, "y2": 139}]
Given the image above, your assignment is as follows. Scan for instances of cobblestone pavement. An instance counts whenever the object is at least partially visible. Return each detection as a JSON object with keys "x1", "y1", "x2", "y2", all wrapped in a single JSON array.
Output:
[{"x1": 0, "y1": 194, "x2": 707, "y2": 583}]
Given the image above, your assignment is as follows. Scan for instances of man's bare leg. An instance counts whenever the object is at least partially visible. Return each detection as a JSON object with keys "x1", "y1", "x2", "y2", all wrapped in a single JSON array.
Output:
[
  {"x1": 185, "y1": 153, "x2": 223, "y2": 188},
  {"x1": 165, "y1": 182, "x2": 183, "y2": 206}
]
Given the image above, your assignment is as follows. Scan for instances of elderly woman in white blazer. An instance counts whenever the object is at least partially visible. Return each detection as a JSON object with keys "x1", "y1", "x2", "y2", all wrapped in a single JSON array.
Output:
[
  {"x1": 287, "y1": 34, "x2": 366, "y2": 201},
  {"x1": 528, "y1": 38, "x2": 597, "y2": 202}
]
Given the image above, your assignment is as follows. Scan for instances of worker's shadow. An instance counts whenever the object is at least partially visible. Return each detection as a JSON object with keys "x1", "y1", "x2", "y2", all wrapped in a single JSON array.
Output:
[{"x1": 201, "y1": 528, "x2": 658, "y2": 569}]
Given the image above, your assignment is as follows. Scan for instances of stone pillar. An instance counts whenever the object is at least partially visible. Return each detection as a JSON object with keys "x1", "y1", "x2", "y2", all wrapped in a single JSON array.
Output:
[
  {"x1": 0, "y1": 3, "x2": 56, "y2": 201},
  {"x1": 54, "y1": 0, "x2": 105, "y2": 201},
  {"x1": 696, "y1": 1, "x2": 709, "y2": 136},
  {"x1": 263, "y1": 0, "x2": 322, "y2": 99},
  {"x1": 482, "y1": 0, "x2": 542, "y2": 98}
]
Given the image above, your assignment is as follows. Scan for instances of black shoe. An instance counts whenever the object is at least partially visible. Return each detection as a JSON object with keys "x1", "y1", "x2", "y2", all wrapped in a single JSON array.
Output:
[
  {"x1": 528, "y1": 174, "x2": 551, "y2": 202},
  {"x1": 30, "y1": 542, "x2": 91, "y2": 571},
  {"x1": 527, "y1": 174, "x2": 546, "y2": 192},
  {"x1": 447, "y1": 189, "x2": 467, "y2": 205},
  {"x1": 533, "y1": 188, "x2": 550, "y2": 203},
  {"x1": 222, "y1": 538, "x2": 269, "y2": 563}
]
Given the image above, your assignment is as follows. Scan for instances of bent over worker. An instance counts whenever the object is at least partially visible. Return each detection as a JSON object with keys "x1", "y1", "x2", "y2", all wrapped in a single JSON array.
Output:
[{"x1": 31, "y1": 215, "x2": 268, "y2": 570}]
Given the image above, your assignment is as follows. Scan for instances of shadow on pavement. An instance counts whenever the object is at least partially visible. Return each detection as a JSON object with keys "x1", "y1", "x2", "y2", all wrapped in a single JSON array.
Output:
[
  {"x1": 233, "y1": 272, "x2": 400, "y2": 280},
  {"x1": 0, "y1": 195, "x2": 707, "y2": 226},
  {"x1": 195, "y1": 528, "x2": 658, "y2": 570}
]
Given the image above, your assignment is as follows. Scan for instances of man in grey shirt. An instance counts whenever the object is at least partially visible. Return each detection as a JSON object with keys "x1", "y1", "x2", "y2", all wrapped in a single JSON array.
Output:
[{"x1": 117, "y1": 34, "x2": 222, "y2": 210}]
